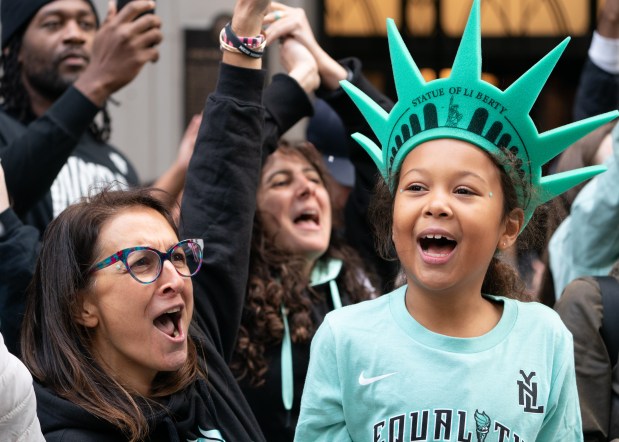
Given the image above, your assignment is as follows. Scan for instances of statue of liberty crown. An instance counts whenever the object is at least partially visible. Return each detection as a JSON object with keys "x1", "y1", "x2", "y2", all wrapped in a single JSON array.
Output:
[{"x1": 341, "y1": 0, "x2": 618, "y2": 227}]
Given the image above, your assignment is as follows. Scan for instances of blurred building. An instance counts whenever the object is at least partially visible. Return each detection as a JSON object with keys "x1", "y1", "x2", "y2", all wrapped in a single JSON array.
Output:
[{"x1": 88, "y1": 0, "x2": 602, "y2": 183}]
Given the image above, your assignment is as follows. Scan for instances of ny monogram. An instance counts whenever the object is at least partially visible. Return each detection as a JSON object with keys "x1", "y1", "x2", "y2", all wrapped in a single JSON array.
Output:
[{"x1": 517, "y1": 371, "x2": 545, "y2": 413}]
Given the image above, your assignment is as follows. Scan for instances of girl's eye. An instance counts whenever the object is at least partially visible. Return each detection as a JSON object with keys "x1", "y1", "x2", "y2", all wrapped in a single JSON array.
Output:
[
  {"x1": 455, "y1": 187, "x2": 475, "y2": 195},
  {"x1": 405, "y1": 184, "x2": 425, "y2": 192},
  {"x1": 272, "y1": 180, "x2": 288, "y2": 187}
]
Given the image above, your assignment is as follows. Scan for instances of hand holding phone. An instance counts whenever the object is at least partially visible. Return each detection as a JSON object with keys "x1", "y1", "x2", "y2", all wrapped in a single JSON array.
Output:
[{"x1": 117, "y1": 0, "x2": 155, "y2": 16}]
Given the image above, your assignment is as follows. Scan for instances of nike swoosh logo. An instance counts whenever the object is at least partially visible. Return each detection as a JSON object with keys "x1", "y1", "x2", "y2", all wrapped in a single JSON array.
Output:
[{"x1": 358, "y1": 371, "x2": 398, "y2": 386}]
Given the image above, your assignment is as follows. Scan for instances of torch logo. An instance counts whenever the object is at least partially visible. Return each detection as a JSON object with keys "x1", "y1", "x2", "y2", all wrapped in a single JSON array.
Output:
[{"x1": 474, "y1": 410, "x2": 491, "y2": 442}]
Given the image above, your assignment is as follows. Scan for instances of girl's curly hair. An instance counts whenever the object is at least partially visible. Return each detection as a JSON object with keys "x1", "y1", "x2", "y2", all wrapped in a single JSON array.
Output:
[{"x1": 369, "y1": 146, "x2": 535, "y2": 302}]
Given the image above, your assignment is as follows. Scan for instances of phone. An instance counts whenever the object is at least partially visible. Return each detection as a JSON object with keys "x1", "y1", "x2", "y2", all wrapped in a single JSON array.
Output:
[{"x1": 117, "y1": 0, "x2": 155, "y2": 15}]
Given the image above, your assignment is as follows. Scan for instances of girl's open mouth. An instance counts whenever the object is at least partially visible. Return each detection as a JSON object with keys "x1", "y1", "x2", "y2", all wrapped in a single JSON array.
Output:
[{"x1": 419, "y1": 234, "x2": 457, "y2": 258}]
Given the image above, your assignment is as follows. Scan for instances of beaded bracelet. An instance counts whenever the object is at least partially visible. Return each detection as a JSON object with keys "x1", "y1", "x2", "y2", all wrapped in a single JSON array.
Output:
[{"x1": 220, "y1": 22, "x2": 267, "y2": 59}]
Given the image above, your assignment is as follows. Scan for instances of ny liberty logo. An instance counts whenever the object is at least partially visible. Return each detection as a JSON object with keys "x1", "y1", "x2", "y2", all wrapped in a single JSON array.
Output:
[{"x1": 517, "y1": 371, "x2": 545, "y2": 413}]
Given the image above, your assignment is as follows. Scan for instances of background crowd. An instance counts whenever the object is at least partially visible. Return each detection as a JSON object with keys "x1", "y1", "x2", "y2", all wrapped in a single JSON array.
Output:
[{"x1": 0, "y1": 0, "x2": 618, "y2": 441}]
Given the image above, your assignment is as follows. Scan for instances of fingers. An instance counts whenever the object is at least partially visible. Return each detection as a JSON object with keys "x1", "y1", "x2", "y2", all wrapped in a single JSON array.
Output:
[
  {"x1": 115, "y1": 1, "x2": 156, "y2": 23},
  {"x1": 263, "y1": 5, "x2": 315, "y2": 48},
  {"x1": 104, "y1": 0, "x2": 117, "y2": 24},
  {"x1": 108, "y1": 2, "x2": 162, "y2": 61},
  {"x1": 264, "y1": 11, "x2": 303, "y2": 43},
  {"x1": 269, "y1": 1, "x2": 288, "y2": 12},
  {"x1": 130, "y1": 18, "x2": 163, "y2": 53},
  {"x1": 129, "y1": 12, "x2": 162, "y2": 35},
  {"x1": 263, "y1": 8, "x2": 287, "y2": 26}
]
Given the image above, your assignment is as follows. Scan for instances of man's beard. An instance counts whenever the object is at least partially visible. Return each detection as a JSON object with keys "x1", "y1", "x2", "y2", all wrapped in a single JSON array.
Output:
[{"x1": 22, "y1": 51, "x2": 86, "y2": 102}]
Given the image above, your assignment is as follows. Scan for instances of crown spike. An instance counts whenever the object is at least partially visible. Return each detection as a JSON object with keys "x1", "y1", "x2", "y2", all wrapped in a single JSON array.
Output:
[
  {"x1": 340, "y1": 81, "x2": 390, "y2": 142},
  {"x1": 449, "y1": 0, "x2": 482, "y2": 81},
  {"x1": 503, "y1": 38, "x2": 569, "y2": 115},
  {"x1": 387, "y1": 19, "x2": 426, "y2": 100},
  {"x1": 351, "y1": 133, "x2": 388, "y2": 180},
  {"x1": 534, "y1": 111, "x2": 618, "y2": 166},
  {"x1": 538, "y1": 165, "x2": 606, "y2": 205},
  {"x1": 343, "y1": 2, "x2": 619, "y2": 231}
]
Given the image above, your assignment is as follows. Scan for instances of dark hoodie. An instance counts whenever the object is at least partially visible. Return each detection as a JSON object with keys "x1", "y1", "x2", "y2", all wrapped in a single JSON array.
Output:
[{"x1": 34, "y1": 63, "x2": 269, "y2": 442}]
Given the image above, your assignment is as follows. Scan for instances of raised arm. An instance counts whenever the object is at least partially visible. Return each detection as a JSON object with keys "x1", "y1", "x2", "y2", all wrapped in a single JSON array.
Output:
[
  {"x1": 265, "y1": 3, "x2": 399, "y2": 290},
  {"x1": 573, "y1": 0, "x2": 619, "y2": 121},
  {"x1": 179, "y1": 0, "x2": 269, "y2": 361},
  {"x1": 549, "y1": 122, "x2": 619, "y2": 297},
  {"x1": 0, "y1": 1, "x2": 161, "y2": 216},
  {"x1": 0, "y1": 162, "x2": 40, "y2": 356},
  {"x1": 261, "y1": 31, "x2": 318, "y2": 157},
  {"x1": 151, "y1": 114, "x2": 202, "y2": 200}
]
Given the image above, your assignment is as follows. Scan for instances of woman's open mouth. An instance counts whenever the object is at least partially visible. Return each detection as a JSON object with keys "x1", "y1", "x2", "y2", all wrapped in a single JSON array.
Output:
[
  {"x1": 293, "y1": 210, "x2": 320, "y2": 229},
  {"x1": 153, "y1": 307, "x2": 183, "y2": 340}
]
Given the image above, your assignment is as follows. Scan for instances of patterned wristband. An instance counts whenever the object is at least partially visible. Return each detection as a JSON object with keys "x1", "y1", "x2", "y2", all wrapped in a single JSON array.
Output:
[{"x1": 220, "y1": 22, "x2": 267, "y2": 59}]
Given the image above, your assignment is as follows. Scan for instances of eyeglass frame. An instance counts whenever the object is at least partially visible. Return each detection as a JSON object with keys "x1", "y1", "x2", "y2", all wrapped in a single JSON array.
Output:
[{"x1": 89, "y1": 238, "x2": 204, "y2": 284}]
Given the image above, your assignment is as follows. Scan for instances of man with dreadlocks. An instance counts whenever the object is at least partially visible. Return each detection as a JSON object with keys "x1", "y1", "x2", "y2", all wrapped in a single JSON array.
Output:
[{"x1": 0, "y1": 0, "x2": 163, "y2": 232}]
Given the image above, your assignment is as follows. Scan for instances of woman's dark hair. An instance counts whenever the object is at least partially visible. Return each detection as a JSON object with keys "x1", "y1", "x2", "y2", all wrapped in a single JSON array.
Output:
[
  {"x1": 369, "y1": 146, "x2": 533, "y2": 302},
  {"x1": 21, "y1": 187, "x2": 201, "y2": 442},
  {"x1": 231, "y1": 141, "x2": 375, "y2": 386},
  {"x1": 0, "y1": 32, "x2": 111, "y2": 142}
]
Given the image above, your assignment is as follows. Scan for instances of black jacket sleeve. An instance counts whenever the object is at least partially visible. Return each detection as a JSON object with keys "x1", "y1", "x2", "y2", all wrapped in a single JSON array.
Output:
[
  {"x1": 573, "y1": 57, "x2": 619, "y2": 121},
  {"x1": 318, "y1": 58, "x2": 400, "y2": 292},
  {"x1": 0, "y1": 208, "x2": 40, "y2": 356},
  {"x1": 262, "y1": 73, "x2": 314, "y2": 158},
  {"x1": 0, "y1": 87, "x2": 100, "y2": 216},
  {"x1": 179, "y1": 63, "x2": 266, "y2": 363}
]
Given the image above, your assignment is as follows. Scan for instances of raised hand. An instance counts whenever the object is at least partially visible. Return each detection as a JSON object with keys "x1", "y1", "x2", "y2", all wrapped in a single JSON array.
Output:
[
  {"x1": 264, "y1": 2, "x2": 347, "y2": 90},
  {"x1": 280, "y1": 37, "x2": 320, "y2": 94},
  {"x1": 264, "y1": 2, "x2": 320, "y2": 55},
  {"x1": 74, "y1": 0, "x2": 162, "y2": 106},
  {"x1": 223, "y1": 0, "x2": 272, "y2": 69},
  {"x1": 598, "y1": 0, "x2": 619, "y2": 38}
]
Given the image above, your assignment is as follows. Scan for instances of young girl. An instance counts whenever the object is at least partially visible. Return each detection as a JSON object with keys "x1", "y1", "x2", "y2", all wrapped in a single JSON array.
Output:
[{"x1": 294, "y1": 0, "x2": 618, "y2": 441}]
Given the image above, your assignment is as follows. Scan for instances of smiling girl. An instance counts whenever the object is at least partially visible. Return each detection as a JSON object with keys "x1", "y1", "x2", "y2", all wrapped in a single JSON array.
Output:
[{"x1": 294, "y1": 0, "x2": 618, "y2": 441}]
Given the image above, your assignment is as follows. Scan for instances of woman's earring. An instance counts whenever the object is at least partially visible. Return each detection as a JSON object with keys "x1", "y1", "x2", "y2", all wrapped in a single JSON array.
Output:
[{"x1": 115, "y1": 264, "x2": 121, "y2": 270}]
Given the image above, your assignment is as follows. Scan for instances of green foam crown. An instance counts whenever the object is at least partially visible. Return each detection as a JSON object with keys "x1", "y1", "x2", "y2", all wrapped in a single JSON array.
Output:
[{"x1": 341, "y1": 0, "x2": 618, "y2": 227}]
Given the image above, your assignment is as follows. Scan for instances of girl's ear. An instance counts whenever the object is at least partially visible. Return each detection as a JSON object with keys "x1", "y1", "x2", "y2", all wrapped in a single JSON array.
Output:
[
  {"x1": 74, "y1": 290, "x2": 99, "y2": 328},
  {"x1": 498, "y1": 208, "x2": 524, "y2": 251}
]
